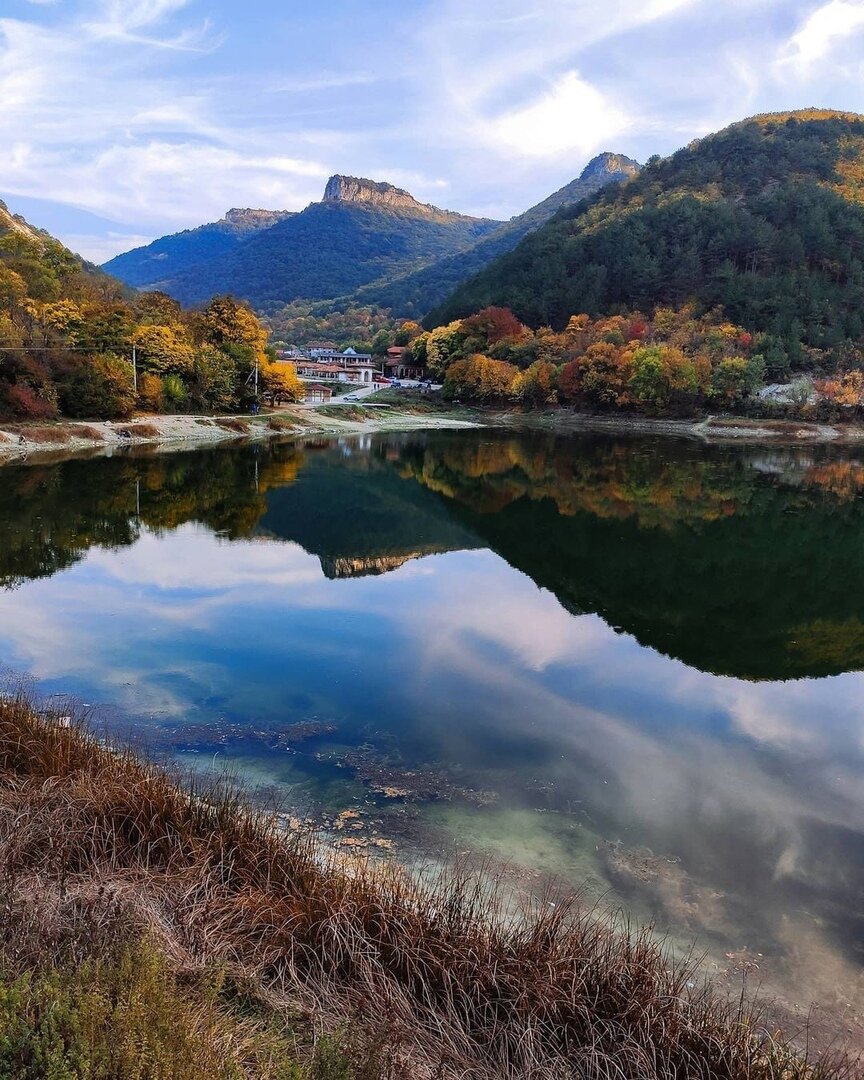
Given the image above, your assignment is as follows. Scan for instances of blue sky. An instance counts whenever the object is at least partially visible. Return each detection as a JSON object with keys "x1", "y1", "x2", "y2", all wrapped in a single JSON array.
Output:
[{"x1": 2, "y1": 0, "x2": 864, "y2": 263}]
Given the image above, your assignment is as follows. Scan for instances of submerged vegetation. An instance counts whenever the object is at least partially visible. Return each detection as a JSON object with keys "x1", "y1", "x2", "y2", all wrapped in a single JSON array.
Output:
[{"x1": 0, "y1": 694, "x2": 855, "y2": 1079}]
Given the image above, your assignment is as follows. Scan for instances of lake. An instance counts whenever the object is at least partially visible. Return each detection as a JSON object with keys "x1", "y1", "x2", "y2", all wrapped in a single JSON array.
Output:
[{"x1": 1, "y1": 428, "x2": 862, "y2": 1041}]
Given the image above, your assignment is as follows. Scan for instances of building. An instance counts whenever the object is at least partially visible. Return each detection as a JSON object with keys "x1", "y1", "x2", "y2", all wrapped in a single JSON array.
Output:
[
  {"x1": 385, "y1": 346, "x2": 426, "y2": 381},
  {"x1": 308, "y1": 346, "x2": 373, "y2": 364},
  {"x1": 292, "y1": 360, "x2": 377, "y2": 385},
  {"x1": 303, "y1": 384, "x2": 333, "y2": 404}
]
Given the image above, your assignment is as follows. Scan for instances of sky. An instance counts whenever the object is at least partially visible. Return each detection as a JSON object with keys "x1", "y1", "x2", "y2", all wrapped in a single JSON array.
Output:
[{"x1": 2, "y1": 0, "x2": 864, "y2": 263}]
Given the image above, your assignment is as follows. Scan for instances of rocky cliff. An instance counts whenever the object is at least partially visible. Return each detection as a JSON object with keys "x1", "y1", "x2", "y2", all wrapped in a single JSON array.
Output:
[
  {"x1": 222, "y1": 208, "x2": 296, "y2": 232},
  {"x1": 323, "y1": 175, "x2": 484, "y2": 224}
]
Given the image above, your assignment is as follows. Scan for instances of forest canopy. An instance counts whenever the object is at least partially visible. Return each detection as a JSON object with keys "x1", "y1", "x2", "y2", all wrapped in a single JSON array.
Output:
[
  {"x1": 429, "y1": 112, "x2": 864, "y2": 364},
  {"x1": 0, "y1": 211, "x2": 300, "y2": 421}
]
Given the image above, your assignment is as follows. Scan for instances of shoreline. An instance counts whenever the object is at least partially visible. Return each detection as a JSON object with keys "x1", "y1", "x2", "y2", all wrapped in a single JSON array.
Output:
[
  {"x1": 1, "y1": 402, "x2": 863, "y2": 465},
  {"x1": 0, "y1": 406, "x2": 482, "y2": 463}
]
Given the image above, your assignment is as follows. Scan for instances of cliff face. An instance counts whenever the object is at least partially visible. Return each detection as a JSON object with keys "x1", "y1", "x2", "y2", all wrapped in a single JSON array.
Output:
[
  {"x1": 221, "y1": 208, "x2": 295, "y2": 232},
  {"x1": 319, "y1": 553, "x2": 425, "y2": 579},
  {"x1": 322, "y1": 175, "x2": 491, "y2": 224},
  {"x1": 579, "y1": 152, "x2": 641, "y2": 183}
]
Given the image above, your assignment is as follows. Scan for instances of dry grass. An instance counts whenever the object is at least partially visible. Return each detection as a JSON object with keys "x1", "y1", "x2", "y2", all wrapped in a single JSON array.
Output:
[
  {"x1": 0, "y1": 695, "x2": 854, "y2": 1080},
  {"x1": 215, "y1": 418, "x2": 252, "y2": 434},
  {"x1": 11, "y1": 424, "x2": 76, "y2": 444},
  {"x1": 269, "y1": 416, "x2": 297, "y2": 432},
  {"x1": 130, "y1": 422, "x2": 161, "y2": 438}
]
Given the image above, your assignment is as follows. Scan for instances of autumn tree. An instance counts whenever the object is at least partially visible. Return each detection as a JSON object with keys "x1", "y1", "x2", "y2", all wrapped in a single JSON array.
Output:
[
  {"x1": 443, "y1": 354, "x2": 517, "y2": 401},
  {"x1": 259, "y1": 358, "x2": 303, "y2": 407},
  {"x1": 511, "y1": 360, "x2": 557, "y2": 405}
]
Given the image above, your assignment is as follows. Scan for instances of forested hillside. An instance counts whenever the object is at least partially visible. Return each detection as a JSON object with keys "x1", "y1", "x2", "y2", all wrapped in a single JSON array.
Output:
[
  {"x1": 103, "y1": 208, "x2": 296, "y2": 290},
  {"x1": 0, "y1": 200, "x2": 298, "y2": 420},
  {"x1": 429, "y1": 111, "x2": 864, "y2": 362},
  {"x1": 339, "y1": 153, "x2": 640, "y2": 318},
  {"x1": 106, "y1": 177, "x2": 502, "y2": 309}
]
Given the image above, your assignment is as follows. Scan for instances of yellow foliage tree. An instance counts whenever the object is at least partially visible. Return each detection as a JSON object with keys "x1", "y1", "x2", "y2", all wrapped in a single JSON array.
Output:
[{"x1": 260, "y1": 358, "x2": 303, "y2": 406}]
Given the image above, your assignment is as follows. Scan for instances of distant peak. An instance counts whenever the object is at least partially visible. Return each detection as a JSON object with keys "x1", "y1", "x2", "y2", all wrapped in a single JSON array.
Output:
[
  {"x1": 322, "y1": 174, "x2": 486, "y2": 222},
  {"x1": 220, "y1": 207, "x2": 295, "y2": 231},
  {"x1": 323, "y1": 175, "x2": 410, "y2": 205},
  {"x1": 580, "y1": 152, "x2": 641, "y2": 180}
]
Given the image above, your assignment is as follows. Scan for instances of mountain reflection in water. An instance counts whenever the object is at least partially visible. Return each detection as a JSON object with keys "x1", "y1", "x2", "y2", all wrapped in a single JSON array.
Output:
[{"x1": 0, "y1": 430, "x2": 862, "y2": 1046}]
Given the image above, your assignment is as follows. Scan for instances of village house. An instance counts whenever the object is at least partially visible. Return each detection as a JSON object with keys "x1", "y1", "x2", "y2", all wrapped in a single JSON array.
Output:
[
  {"x1": 308, "y1": 346, "x2": 373, "y2": 363},
  {"x1": 292, "y1": 359, "x2": 378, "y2": 384},
  {"x1": 302, "y1": 383, "x2": 333, "y2": 404},
  {"x1": 385, "y1": 345, "x2": 426, "y2": 381}
]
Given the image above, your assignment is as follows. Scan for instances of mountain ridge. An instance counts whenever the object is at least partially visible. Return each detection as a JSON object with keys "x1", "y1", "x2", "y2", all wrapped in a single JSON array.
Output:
[
  {"x1": 103, "y1": 207, "x2": 297, "y2": 290},
  {"x1": 339, "y1": 152, "x2": 640, "y2": 317},
  {"x1": 322, "y1": 175, "x2": 479, "y2": 224},
  {"x1": 427, "y1": 110, "x2": 864, "y2": 355},
  {"x1": 105, "y1": 175, "x2": 503, "y2": 307}
]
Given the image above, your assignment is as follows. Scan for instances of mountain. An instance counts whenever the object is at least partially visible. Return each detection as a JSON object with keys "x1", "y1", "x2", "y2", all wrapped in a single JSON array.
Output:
[
  {"x1": 0, "y1": 195, "x2": 280, "y2": 422},
  {"x1": 105, "y1": 177, "x2": 502, "y2": 308},
  {"x1": 427, "y1": 110, "x2": 864, "y2": 356},
  {"x1": 0, "y1": 199, "x2": 55, "y2": 248},
  {"x1": 294, "y1": 153, "x2": 640, "y2": 319},
  {"x1": 103, "y1": 207, "x2": 296, "y2": 290}
]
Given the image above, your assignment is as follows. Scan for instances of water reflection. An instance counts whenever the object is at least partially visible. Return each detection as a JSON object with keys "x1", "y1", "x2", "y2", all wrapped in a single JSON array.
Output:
[{"x1": 0, "y1": 432, "x2": 862, "y2": 1040}]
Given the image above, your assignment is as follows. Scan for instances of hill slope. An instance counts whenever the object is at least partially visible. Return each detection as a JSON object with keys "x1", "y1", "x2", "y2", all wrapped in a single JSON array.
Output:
[
  {"x1": 428, "y1": 111, "x2": 864, "y2": 355},
  {"x1": 346, "y1": 153, "x2": 640, "y2": 317},
  {"x1": 107, "y1": 177, "x2": 502, "y2": 308},
  {"x1": 103, "y1": 208, "x2": 296, "y2": 290},
  {"x1": 0, "y1": 196, "x2": 284, "y2": 421}
]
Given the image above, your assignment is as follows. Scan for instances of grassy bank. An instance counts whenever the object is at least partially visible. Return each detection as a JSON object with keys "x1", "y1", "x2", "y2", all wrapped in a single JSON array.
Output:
[{"x1": 0, "y1": 695, "x2": 854, "y2": 1079}]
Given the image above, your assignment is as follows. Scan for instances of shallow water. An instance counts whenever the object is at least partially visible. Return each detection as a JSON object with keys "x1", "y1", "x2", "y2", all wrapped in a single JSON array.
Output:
[{"x1": 1, "y1": 430, "x2": 862, "y2": 1037}]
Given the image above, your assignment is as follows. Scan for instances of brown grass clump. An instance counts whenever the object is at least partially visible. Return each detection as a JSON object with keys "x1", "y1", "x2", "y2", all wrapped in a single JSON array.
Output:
[
  {"x1": 215, "y1": 418, "x2": 251, "y2": 434},
  {"x1": 130, "y1": 422, "x2": 161, "y2": 438},
  {"x1": 0, "y1": 696, "x2": 854, "y2": 1080},
  {"x1": 69, "y1": 425, "x2": 106, "y2": 441},
  {"x1": 12, "y1": 424, "x2": 73, "y2": 443},
  {"x1": 269, "y1": 416, "x2": 296, "y2": 432}
]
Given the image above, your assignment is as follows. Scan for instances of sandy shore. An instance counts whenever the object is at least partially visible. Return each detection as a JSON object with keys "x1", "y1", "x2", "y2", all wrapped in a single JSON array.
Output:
[{"x1": 0, "y1": 406, "x2": 481, "y2": 463}]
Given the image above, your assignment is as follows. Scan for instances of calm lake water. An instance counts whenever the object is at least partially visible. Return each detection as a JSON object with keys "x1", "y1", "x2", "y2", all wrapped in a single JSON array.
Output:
[{"x1": 1, "y1": 429, "x2": 863, "y2": 1037}]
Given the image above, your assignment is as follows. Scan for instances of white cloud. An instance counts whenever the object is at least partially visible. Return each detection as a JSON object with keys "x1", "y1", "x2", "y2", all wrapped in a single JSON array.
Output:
[
  {"x1": 0, "y1": 1, "x2": 335, "y2": 252},
  {"x1": 4, "y1": 0, "x2": 864, "y2": 258},
  {"x1": 780, "y1": 0, "x2": 864, "y2": 72},
  {"x1": 489, "y1": 71, "x2": 629, "y2": 158}
]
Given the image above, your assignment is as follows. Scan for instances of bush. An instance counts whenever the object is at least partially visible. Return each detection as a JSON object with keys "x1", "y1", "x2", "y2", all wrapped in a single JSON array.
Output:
[
  {"x1": 162, "y1": 373, "x2": 188, "y2": 412},
  {"x1": 137, "y1": 371, "x2": 164, "y2": 412},
  {"x1": 57, "y1": 354, "x2": 136, "y2": 420},
  {"x1": 1, "y1": 382, "x2": 58, "y2": 420}
]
